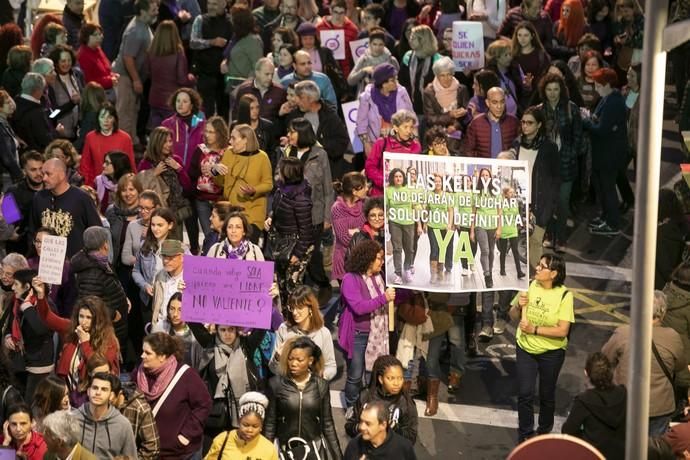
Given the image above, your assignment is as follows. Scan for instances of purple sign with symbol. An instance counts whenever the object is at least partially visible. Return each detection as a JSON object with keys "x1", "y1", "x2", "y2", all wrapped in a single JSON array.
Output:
[{"x1": 182, "y1": 255, "x2": 274, "y2": 329}]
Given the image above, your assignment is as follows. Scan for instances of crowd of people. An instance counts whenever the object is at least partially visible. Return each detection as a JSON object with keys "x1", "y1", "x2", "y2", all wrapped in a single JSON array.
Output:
[{"x1": 1, "y1": 0, "x2": 690, "y2": 458}]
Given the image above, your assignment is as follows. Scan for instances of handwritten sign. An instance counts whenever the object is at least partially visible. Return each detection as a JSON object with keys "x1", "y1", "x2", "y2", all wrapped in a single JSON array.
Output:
[
  {"x1": 349, "y1": 37, "x2": 369, "y2": 63},
  {"x1": 182, "y1": 256, "x2": 274, "y2": 329},
  {"x1": 320, "y1": 29, "x2": 346, "y2": 60},
  {"x1": 341, "y1": 100, "x2": 363, "y2": 153},
  {"x1": 451, "y1": 21, "x2": 484, "y2": 71},
  {"x1": 38, "y1": 236, "x2": 67, "y2": 285}
]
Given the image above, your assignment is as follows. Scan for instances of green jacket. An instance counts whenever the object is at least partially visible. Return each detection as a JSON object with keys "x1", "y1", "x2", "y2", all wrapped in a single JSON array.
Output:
[{"x1": 662, "y1": 281, "x2": 690, "y2": 388}]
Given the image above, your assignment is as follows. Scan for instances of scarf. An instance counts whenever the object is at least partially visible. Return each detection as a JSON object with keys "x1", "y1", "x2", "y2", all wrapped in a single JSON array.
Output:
[
  {"x1": 160, "y1": 168, "x2": 190, "y2": 211},
  {"x1": 11, "y1": 292, "x2": 36, "y2": 347},
  {"x1": 520, "y1": 132, "x2": 546, "y2": 150},
  {"x1": 222, "y1": 238, "x2": 250, "y2": 259},
  {"x1": 213, "y1": 336, "x2": 249, "y2": 399},
  {"x1": 362, "y1": 274, "x2": 388, "y2": 371},
  {"x1": 408, "y1": 52, "x2": 433, "y2": 102},
  {"x1": 136, "y1": 355, "x2": 179, "y2": 401},
  {"x1": 370, "y1": 85, "x2": 398, "y2": 123},
  {"x1": 88, "y1": 250, "x2": 111, "y2": 269},
  {"x1": 95, "y1": 175, "x2": 117, "y2": 206},
  {"x1": 432, "y1": 76, "x2": 459, "y2": 111}
]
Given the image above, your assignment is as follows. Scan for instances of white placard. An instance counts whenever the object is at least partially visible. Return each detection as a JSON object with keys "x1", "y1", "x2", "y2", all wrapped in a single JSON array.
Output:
[
  {"x1": 38, "y1": 235, "x2": 67, "y2": 285},
  {"x1": 349, "y1": 38, "x2": 369, "y2": 64},
  {"x1": 451, "y1": 21, "x2": 484, "y2": 72},
  {"x1": 341, "y1": 100, "x2": 363, "y2": 153},
  {"x1": 320, "y1": 30, "x2": 346, "y2": 60}
]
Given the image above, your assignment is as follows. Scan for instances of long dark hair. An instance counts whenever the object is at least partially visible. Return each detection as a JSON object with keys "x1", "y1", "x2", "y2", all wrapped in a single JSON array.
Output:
[
  {"x1": 104, "y1": 151, "x2": 133, "y2": 182},
  {"x1": 236, "y1": 93, "x2": 259, "y2": 125},
  {"x1": 31, "y1": 376, "x2": 67, "y2": 419},
  {"x1": 67, "y1": 296, "x2": 118, "y2": 356},
  {"x1": 140, "y1": 208, "x2": 176, "y2": 255}
]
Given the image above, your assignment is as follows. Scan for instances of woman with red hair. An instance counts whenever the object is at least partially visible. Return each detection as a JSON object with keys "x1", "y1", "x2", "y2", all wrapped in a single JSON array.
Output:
[
  {"x1": 552, "y1": 0, "x2": 590, "y2": 60},
  {"x1": 30, "y1": 14, "x2": 62, "y2": 58},
  {"x1": 0, "y1": 23, "x2": 23, "y2": 75}
]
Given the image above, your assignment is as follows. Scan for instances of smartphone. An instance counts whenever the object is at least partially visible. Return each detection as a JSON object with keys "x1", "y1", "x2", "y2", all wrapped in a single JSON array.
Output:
[
  {"x1": 49, "y1": 108, "x2": 61, "y2": 119},
  {"x1": 1, "y1": 192, "x2": 22, "y2": 224},
  {"x1": 0, "y1": 447, "x2": 16, "y2": 460}
]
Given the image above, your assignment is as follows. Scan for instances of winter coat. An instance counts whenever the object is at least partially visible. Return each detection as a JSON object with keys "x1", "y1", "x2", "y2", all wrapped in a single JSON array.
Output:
[
  {"x1": 463, "y1": 112, "x2": 520, "y2": 158},
  {"x1": 161, "y1": 114, "x2": 206, "y2": 171},
  {"x1": 338, "y1": 272, "x2": 388, "y2": 359},
  {"x1": 0, "y1": 116, "x2": 21, "y2": 181},
  {"x1": 345, "y1": 387, "x2": 418, "y2": 444},
  {"x1": 280, "y1": 70, "x2": 338, "y2": 107},
  {"x1": 513, "y1": 136, "x2": 561, "y2": 227},
  {"x1": 422, "y1": 82, "x2": 471, "y2": 131},
  {"x1": 213, "y1": 149, "x2": 273, "y2": 229},
  {"x1": 208, "y1": 239, "x2": 265, "y2": 260},
  {"x1": 356, "y1": 83, "x2": 414, "y2": 143},
  {"x1": 11, "y1": 95, "x2": 56, "y2": 152},
  {"x1": 331, "y1": 197, "x2": 366, "y2": 280},
  {"x1": 602, "y1": 325, "x2": 684, "y2": 417},
  {"x1": 0, "y1": 431, "x2": 47, "y2": 460},
  {"x1": 561, "y1": 385, "x2": 627, "y2": 460},
  {"x1": 48, "y1": 69, "x2": 84, "y2": 139},
  {"x1": 536, "y1": 100, "x2": 583, "y2": 182},
  {"x1": 5, "y1": 297, "x2": 53, "y2": 371},
  {"x1": 399, "y1": 51, "x2": 441, "y2": 113},
  {"x1": 105, "y1": 204, "x2": 139, "y2": 268},
  {"x1": 132, "y1": 249, "x2": 159, "y2": 304},
  {"x1": 365, "y1": 134, "x2": 421, "y2": 196},
  {"x1": 74, "y1": 403, "x2": 138, "y2": 458},
  {"x1": 70, "y1": 250, "x2": 128, "y2": 336},
  {"x1": 142, "y1": 361, "x2": 212, "y2": 459},
  {"x1": 120, "y1": 387, "x2": 161, "y2": 460},
  {"x1": 270, "y1": 181, "x2": 315, "y2": 259},
  {"x1": 264, "y1": 375, "x2": 342, "y2": 459},
  {"x1": 662, "y1": 281, "x2": 690, "y2": 388},
  {"x1": 343, "y1": 431, "x2": 416, "y2": 460},
  {"x1": 347, "y1": 48, "x2": 399, "y2": 96},
  {"x1": 584, "y1": 90, "x2": 630, "y2": 171}
]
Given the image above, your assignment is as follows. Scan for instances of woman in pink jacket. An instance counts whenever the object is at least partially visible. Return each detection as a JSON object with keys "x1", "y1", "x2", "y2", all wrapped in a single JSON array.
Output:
[{"x1": 364, "y1": 109, "x2": 421, "y2": 196}]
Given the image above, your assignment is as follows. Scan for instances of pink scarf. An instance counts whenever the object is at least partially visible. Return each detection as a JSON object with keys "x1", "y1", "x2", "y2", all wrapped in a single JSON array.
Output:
[
  {"x1": 136, "y1": 355, "x2": 178, "y2": 401},
  {"x1": 432, "y1": 76, "x2": 460, "y2": 111}
]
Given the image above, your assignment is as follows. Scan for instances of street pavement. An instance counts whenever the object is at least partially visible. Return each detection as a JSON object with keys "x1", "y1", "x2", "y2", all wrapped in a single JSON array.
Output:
[{"x1": 325, "y1": 88, "x2": 687, "y2": 459}]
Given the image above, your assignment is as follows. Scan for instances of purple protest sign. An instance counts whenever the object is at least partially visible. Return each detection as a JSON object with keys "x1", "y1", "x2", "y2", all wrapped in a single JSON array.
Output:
[{"x1": 181, "y1": 255, "x2": 274, "y2": 329}]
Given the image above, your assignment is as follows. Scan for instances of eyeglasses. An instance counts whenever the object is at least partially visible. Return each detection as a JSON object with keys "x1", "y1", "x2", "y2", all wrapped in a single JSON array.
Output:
[
  {"x1": 103, "y1": 159, "x2": 112, "y2": 165},
  {"x1": 369, "y1": 213, "x2": 385, "y2": 220},
  {"x1": 140, "y1": 206, "x2": 156, "y2": 212}
]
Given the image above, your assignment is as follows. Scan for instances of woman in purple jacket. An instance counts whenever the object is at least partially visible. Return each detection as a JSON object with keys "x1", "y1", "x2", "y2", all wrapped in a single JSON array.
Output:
[
  {"x1": 136, "y1": 332, "x2": 211, "y2": 459},
  {"x1": 161, "y1": 88, "x2": 205, "y2": 254},
  {"x1": 338, "y1": 239, "x2": 396, "y2": 407}
]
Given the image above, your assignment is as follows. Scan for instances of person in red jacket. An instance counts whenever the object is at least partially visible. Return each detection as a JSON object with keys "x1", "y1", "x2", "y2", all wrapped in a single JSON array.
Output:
[
  {"x1": 33, "y1": 286, "x2": 120, "y2": 406},
  {"x1": 316, "y1": 0, "x2": 360, "y2": 78},
  {"x1": 463, "y1": 87, "x2": 519, "y2": 158},
  {"x1": 365, "y1": 109, "x2": 421, "y2": 196},
  {"x1": 77, "y1": 23, "x2": 119, "y2": 92},
  {"x1": 0, "y1": 403, "x2": 48, "y2": 460},
  {"x1": 80, "y1": 103, "x2": 136, "y2": 186}
]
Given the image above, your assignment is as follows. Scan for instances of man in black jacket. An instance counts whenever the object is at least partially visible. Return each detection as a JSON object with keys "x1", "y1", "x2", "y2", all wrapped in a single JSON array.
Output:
[
  {"x1": 11, "y1": 73, "x2": 62, "y2": 152},
  {"x1": 344, "y1": 401, "x2": 417, "y2": 460},
  {"x1": 71, "y1": 226, "x2": 129, "y2": 346},
  {"x1": 5, "y1": 151, "x2": 44, "y2": 255}
]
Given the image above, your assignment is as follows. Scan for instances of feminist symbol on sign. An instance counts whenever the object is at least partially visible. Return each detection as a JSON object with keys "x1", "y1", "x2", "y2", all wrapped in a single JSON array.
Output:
[
  {"x1": 348, "y1": 108, "x2": 357, "y2": 123},
  {"x1": 324, "y1": 36, "x2": 340, "y2": 51}
]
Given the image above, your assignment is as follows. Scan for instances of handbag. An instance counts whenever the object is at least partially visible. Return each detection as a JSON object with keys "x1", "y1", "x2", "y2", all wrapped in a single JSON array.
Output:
[
  {"x1": 397, "y1": 291, "x2": 428, "y2": 325},
  {"x1": 203, "y1": 368, "x2": 238, "y2": 433},
  {"x1": 268, "y1": 230, "x2": 299, "y2": 263}
]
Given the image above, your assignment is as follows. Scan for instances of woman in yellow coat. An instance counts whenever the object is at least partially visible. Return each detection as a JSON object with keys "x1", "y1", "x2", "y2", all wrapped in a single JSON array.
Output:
[
  {"x1": 212, "y1": 124, "x2": 273, "y2": 241},
  {"x1": 204, "y1": 391, "x2": 278, "y2": 460}
]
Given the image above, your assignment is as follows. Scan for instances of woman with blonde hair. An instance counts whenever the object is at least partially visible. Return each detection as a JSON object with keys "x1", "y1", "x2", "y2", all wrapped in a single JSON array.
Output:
[
  {"x1": 105, "y1": 173, "x2": 143, "y2": 268},
  {"x1": 269, "y1": 286, "x2": 337, "y2": 380},
  {"x1": 212, "y1": 124, "x2": 272, "y2": 241},
  {"x1": 148, "y1": 20, "x2": 195, "y2": 127},
  {"x1": 399, "y1": 24, "x2": 441, "y2": 115}
]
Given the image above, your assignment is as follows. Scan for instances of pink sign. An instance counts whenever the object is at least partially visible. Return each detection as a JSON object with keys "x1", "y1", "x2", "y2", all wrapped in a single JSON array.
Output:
[{"x1": 182, "y1": 255, "x2": 274, "y2": 329}]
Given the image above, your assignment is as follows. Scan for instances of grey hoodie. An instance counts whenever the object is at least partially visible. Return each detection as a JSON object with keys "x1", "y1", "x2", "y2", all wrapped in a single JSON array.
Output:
[
  {"x1": 347, "y1": 48, "x2": 400, "y2": 97},
  {"x1": 74, "y1": 403, "x2": 138, "y2": 459}
]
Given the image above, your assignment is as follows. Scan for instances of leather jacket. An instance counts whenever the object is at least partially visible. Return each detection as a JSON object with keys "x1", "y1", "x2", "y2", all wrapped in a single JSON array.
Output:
[{"x1": 264, "y1": 375, "x2": 342, "y2": 459}]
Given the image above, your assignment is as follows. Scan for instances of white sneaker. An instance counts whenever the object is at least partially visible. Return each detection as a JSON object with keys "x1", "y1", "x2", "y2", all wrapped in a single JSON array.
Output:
[{"x1": 493, "y1": 318, "x2": 506, "y2": 335}]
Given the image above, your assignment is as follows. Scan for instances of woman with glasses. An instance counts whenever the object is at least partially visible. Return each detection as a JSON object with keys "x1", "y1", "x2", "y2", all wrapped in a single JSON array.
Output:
[
  {"x1": 331, "y1": 172, "x2": 368, "y2": 284},
  {"x1": 95, "y1": 151, "x2": 134, "y2": 215},
  {"x1": 269, "y1": 286, "x2": 337, "y2": 380},
  {"x1": 508, "y1": 254, "x2": 574, "y2": 442},
  {"x1": 347, "y1": 197, "x2": 385, "y2": 264}
]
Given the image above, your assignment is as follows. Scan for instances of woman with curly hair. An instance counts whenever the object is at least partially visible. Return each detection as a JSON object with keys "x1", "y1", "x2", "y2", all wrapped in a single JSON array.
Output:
[
  {"x1": 338, "y1": 239, "x2": 395, "y2": 407},
  {"x1": 34, "y1": 293, "x2": 120, "y2": 405}
]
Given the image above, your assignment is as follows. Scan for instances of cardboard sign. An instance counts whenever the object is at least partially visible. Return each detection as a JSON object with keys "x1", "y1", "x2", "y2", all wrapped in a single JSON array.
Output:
[
  {"x1": 38, "y1": 235, "x2": 67, "y2": 285},
  {"x1": 451, "y1": 21, "x2": 484, "y2": 71},
  {"x1": 349, "y1": 38, "x2": 369, "y2": 63},
  {"x1": 341, "y1": 100, "x2": 363, "y2": 153},
  {"x1": 320, "y1": 29, "x2": 346, "y2": 60},
  {"x1": 182, "y1": 256, "x2": 274, "y2": 329}
]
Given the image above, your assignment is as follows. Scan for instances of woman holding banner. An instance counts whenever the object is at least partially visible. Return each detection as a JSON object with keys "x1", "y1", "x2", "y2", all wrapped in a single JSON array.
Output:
[
  {"x1": 207, "y1": 212, "x2": 264, "y2": 260},
  {"x1": 509, "y1": 254, "x2": 574, "y2": 442},
  {"x1": 385, "y1": 168, "x2": 417, "y2": 285},
  {"x1": 338, "y1": 239, "x2": 395, "y2": 407}
]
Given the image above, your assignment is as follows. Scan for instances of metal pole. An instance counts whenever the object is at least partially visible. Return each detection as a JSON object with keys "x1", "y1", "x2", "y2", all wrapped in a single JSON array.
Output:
[{"x1": 625, "y1": 1, "x2": 668, "y2": 458}]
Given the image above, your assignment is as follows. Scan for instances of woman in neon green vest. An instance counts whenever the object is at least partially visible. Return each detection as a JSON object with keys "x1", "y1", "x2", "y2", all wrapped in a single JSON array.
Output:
[
  {"x1": 469, "y1": 167, "x2": 502, "y2": 289},
  {"x1": 385, "y1": 168, "x2": 415, "y2": 284},
  {"x1": 425, "y1": 173, "x2": 454, "y2": 284},
  {"x1": 498, "y1": 186, "x2": 526, "y2": 279}
]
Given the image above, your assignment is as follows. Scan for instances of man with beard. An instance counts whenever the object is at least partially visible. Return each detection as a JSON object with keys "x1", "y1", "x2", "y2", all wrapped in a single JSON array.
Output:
[
  {"x1": 5, "y1": 151, "x2": 44, "y2": 255},
  {"x1": 262, "y1": 0, "x2": 302, "y2": 54}
]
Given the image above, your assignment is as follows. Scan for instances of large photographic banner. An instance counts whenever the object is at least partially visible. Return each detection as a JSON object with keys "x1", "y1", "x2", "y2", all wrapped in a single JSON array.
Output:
[{"x1": 383, "y1": 153, "x2": 530, "y2": 293}]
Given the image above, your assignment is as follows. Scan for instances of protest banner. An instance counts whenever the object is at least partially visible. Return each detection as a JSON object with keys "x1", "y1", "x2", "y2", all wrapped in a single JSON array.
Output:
[
  {"x1": 182, "y1": 255, "x2": 274, "y2": 329},
  {"x1": 349, "y1": 37, "x2": 369, "y2": 63},
  {"x1": 341, "y1": 100, "x2": 363, "y2": 153},
  {"x1": 38, "y1": 235, "x2": 67, "y2": 285},
  {"x1": 451, "y1": 21, "x2": 484, "y2": 71},
  {"x1": 383, "y1": 152, "x2": 529, "y2": 293},
  {"x1": 320, "y1": 30, "x2": 346, "y2": 60}
]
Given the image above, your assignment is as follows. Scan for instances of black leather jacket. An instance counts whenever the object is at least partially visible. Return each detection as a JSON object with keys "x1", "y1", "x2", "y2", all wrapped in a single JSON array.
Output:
[{"x1": 264, "y1": 374, "x2": 342, "y2": 460}]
